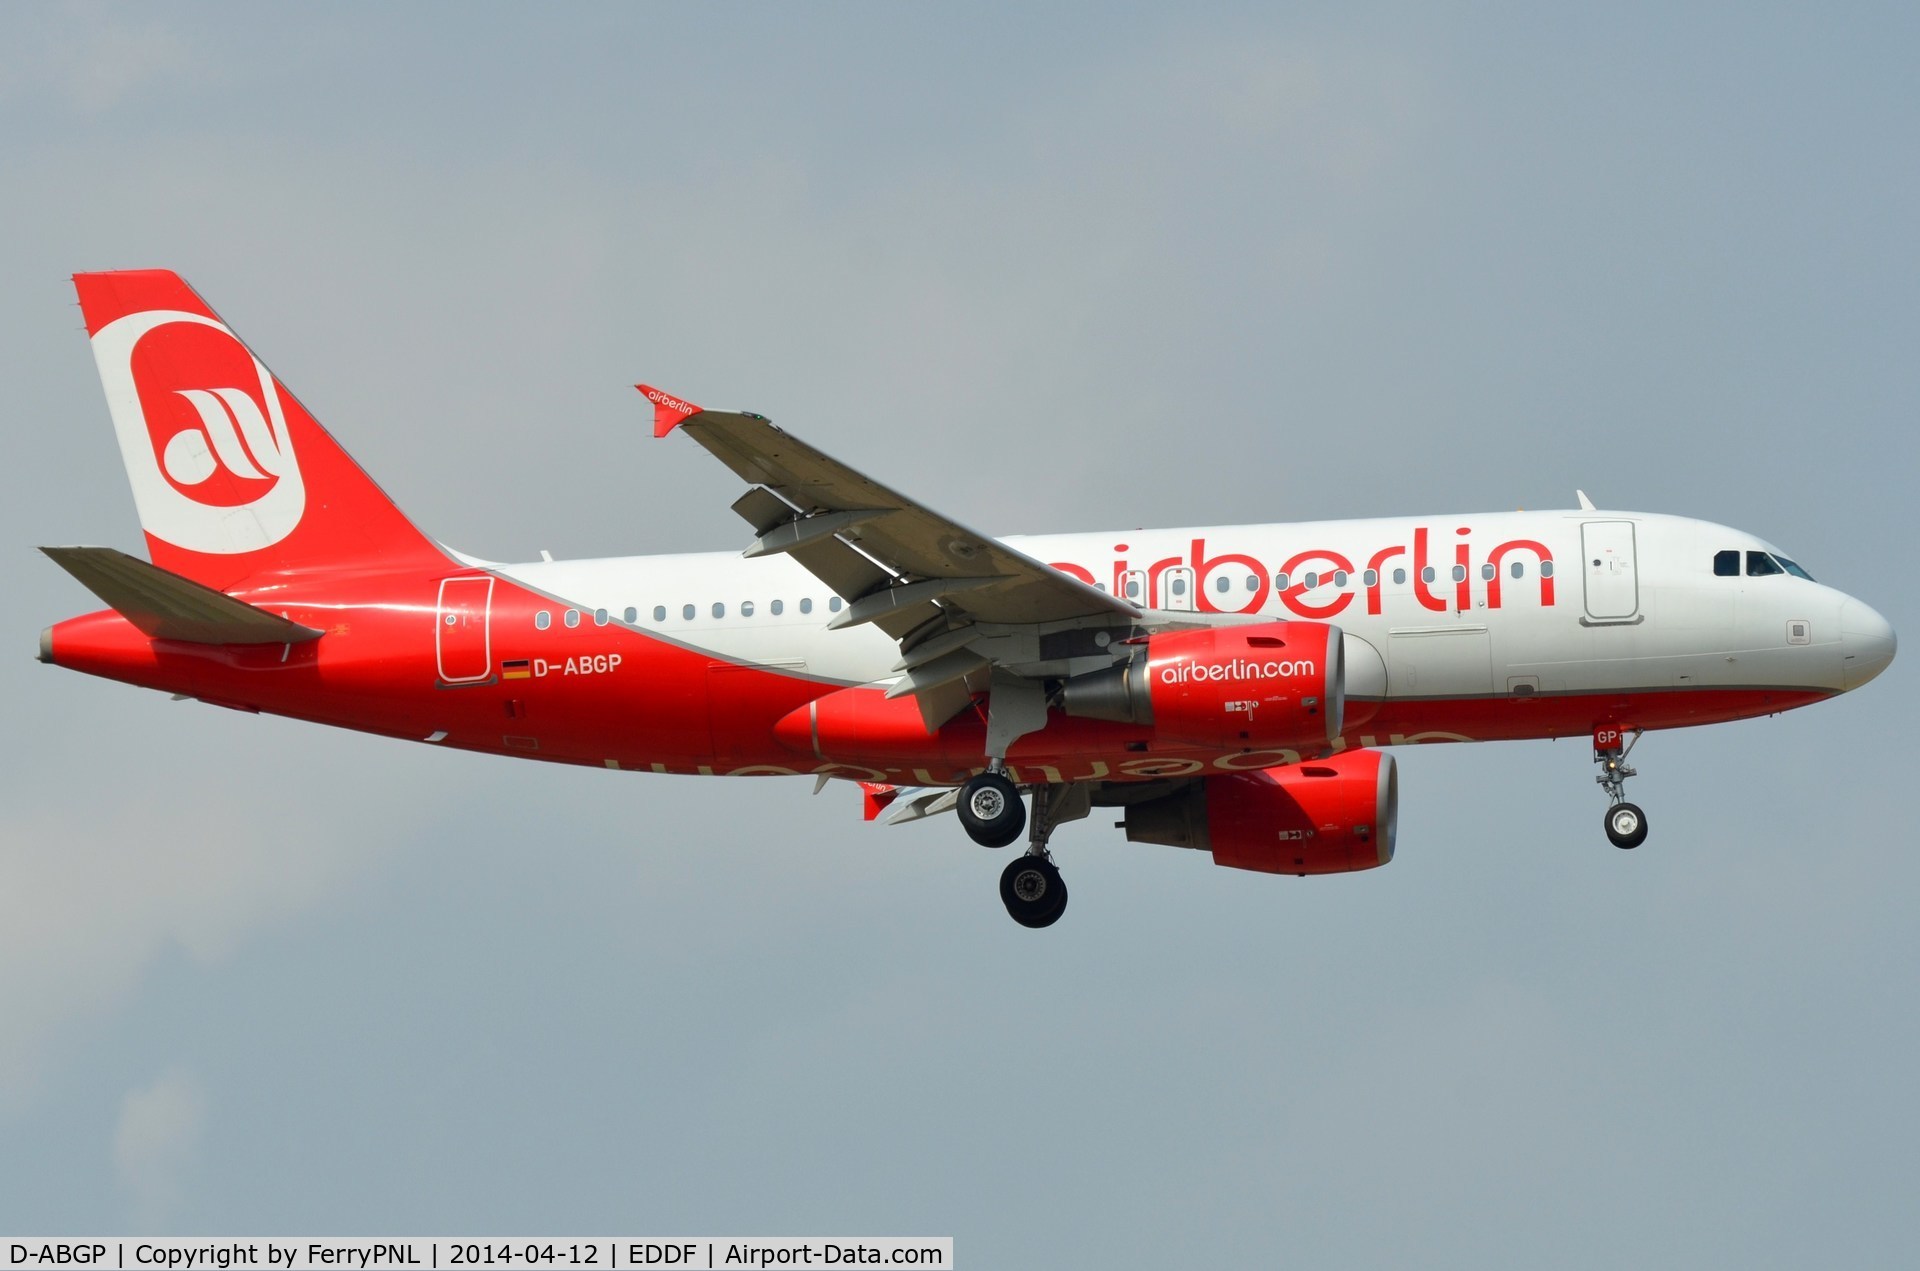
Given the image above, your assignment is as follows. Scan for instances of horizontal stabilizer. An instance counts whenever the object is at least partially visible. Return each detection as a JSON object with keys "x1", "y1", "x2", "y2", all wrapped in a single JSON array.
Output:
[{"x1": 41, "y1": 546, "x2": 324, "y2": 645}]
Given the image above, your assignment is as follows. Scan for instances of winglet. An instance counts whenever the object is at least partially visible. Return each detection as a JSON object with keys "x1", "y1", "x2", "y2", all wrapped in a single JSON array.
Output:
[
  {"x1": 636, "y1": 384, "x2": 702, "y2": 437},
  {"x1": 860, "y1": 782, "x2": 900, "y2": 822},
  {"x1": 1576, "y1": 489, "x2": 1597, "y2": 512}
]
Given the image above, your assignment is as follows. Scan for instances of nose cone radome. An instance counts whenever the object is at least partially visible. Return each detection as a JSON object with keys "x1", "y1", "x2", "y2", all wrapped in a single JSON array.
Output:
[{"x1": 1839, "y1": 599, "x2": 1896, "y2": 691}]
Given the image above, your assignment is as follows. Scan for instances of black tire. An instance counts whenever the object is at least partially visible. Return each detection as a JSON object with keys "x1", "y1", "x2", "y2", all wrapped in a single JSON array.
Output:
[
  {"x1": 1001, "y1": 855, "x2": 1067, "y2": 928},
  {"x1": 958, "y1": 772, "x2": 1025, "y2": 848},
  {"x1": 1604, "y1": 801, "x2": 1648, "y2": 849}
]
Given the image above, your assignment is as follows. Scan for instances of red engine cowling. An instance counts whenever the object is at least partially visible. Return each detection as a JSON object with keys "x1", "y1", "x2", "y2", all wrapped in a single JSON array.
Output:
[
  {"x1": 1060, "y1": 621, "x2": 1343, "y2": 752},
  {"x1": 1122, "y1": 748, "x2": 1397, "y2": 875}
]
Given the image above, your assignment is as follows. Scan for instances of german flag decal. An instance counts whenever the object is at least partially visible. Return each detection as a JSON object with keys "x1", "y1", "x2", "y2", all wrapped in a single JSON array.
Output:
[{"x1": 501, "y1": 658, "x2": 531, "y2": 681}]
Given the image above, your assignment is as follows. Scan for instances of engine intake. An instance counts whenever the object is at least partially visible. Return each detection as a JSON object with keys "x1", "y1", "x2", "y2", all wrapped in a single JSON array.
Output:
[
  {"x1": 1061, "y1": 621, "x2": 1344, "y2": 752},
  {"x1": 1123, "y1": 749, "x2": 1398, "y2": 875}
]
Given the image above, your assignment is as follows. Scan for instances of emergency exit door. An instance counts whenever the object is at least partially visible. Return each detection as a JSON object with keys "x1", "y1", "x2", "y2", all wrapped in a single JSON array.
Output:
[
  {"x1": 1580, "y1": 521, "x2": 1639, "y2": 621},
  {"x1": 436, "y1": 576, "x2": 494, "y2": 683},
  {"x1": 1161, "y1": 566, "x2": 1196, "y2": 611}
]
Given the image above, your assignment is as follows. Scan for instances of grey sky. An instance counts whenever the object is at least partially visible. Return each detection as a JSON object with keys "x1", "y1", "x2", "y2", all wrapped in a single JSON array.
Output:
[{"x1": 3, "y1": 3, "x2": 1915, "y2": 1265}]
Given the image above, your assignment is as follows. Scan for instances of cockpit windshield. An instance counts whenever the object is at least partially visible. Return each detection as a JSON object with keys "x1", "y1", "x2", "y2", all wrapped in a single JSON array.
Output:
[{"x1": 1719, "y1": 549, "x2": 1816, "y2": 580}]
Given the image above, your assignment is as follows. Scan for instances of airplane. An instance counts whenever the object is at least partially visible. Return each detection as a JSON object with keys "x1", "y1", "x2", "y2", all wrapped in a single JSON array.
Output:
[{"x1": 38, "y1": 270, "x2": 1898, "y2": 927}]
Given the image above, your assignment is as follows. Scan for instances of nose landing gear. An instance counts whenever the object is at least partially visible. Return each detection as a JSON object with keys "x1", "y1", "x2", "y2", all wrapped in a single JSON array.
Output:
[{"x1": 1594, "y1": 726, "x2": 1649, "y2": 849}]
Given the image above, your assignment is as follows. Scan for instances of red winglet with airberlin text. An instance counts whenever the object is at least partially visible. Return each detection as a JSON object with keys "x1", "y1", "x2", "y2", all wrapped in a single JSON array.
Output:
[{"x1": 636, "y1": 384, "x2": 702, "y2": 438}]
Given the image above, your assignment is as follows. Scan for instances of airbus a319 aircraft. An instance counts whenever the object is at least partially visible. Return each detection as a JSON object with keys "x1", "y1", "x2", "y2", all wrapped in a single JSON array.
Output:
[{"x1": 40, "y1": 271, "x2": 1897, "y2": 926}]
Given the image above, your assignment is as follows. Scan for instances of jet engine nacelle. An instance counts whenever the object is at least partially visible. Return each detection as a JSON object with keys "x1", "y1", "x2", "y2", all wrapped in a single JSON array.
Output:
[
  {"x1": 1061, "y1": 621, "x2": 1344, "y2": 752},
  {"x1": 1122, "y1": 748, "x2": 1397, "y2": 875}
]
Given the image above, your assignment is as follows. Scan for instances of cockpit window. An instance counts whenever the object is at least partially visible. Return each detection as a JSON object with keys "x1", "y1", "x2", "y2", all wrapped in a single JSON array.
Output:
[
  {"x1": 1713, "y1": 550, "x2": 1739, "y2": 577},
  {"x1": 1746, "y1": 551, "x2": 1783, "y2": 577},
  {"x1": 1775, "y1": 556, "x2": 1814, "y2": 581}
]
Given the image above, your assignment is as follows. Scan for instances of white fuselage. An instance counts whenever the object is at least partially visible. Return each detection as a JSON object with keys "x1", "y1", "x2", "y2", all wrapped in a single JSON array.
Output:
[{"x1": 479, "y1": 509, "x2": 1890, "y2": 709}]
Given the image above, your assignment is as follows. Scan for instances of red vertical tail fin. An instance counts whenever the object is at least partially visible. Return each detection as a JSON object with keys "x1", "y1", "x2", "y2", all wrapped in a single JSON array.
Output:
[{"x1": 74, "y1": 270, "x2": 446, "y2": 590}]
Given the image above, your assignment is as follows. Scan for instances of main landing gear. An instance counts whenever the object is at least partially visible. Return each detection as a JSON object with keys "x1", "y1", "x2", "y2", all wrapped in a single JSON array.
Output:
[
  {"x1": 958, "y1": 768, "x2": 1025, "y2": 848},
  {"x1": 1001, "y1": 853, "x2": 1067, "y2": 929},
  {"x1": 967, "y1": 760, "x2": 1090, "y2": 933},
  {"x1": 1594, "y1": 727, "x2": 1649, "y2": 849},
  {"x1": 960, "y1": 768, "x2": 1079, "y2": 927},
  {"x1": 1001, "y1": 784, "x2": 1074, "y2": 928}
]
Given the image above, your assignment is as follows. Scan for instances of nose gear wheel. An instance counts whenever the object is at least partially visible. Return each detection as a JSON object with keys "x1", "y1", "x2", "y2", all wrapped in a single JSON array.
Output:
[{"x1": 1594, "y1": 728, "x2": 1649, "y2": 849}]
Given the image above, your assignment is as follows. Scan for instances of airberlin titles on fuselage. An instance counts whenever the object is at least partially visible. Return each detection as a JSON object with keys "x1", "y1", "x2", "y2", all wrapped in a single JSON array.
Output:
[{"x1": 1049, "y1": 527, "x2": 1555, "y2": 615}]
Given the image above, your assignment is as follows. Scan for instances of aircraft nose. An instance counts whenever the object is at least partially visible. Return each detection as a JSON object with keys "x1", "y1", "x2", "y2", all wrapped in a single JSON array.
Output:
[{"x1": 1839, "y1": 599, "x2": 1896, "y2": 690}]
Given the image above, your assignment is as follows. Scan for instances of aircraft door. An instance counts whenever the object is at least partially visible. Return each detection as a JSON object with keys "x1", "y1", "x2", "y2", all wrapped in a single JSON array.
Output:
[
  {"x1": 1580, "y1": 521, "x2": 1639, "y2": 621},
  {"x1": 1161, "y1": 566, "x2": 1196, "y2": 611},
  {"x1": 436, "y1": 576, "x2": 494, "y2": 684}
]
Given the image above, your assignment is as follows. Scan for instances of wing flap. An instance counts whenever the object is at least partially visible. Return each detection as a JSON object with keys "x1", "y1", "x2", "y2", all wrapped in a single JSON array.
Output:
[{"x1": 41, "y1": 546, "x2": 324, "y2": 645}]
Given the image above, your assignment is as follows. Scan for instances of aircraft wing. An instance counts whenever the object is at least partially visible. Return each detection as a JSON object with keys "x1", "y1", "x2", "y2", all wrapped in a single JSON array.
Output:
[
  {"x1": 642, "y1": 386, "x2": 1138, "y2": 634},
  {"x1": 642, "y1": 385, "x2": 1141, "y2": 732}
]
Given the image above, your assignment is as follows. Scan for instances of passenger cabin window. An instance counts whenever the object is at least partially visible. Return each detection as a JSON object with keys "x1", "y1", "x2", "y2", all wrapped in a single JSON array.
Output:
[
  {"x1": 1451, "y1": 565, "x2": 1467, "y2": 583},
  {"x1": 1481, "y1": 564, "x2": 1496, "y2": 581},
  {"x1": 1714, "y1": 550, "x2": 1740, "y2": 577},
  {"x1": 741, "y1": 601, "x2": 755, "y2": 617},
  {"x1": 829, "y1": 597, "x2": 843, "y2": 612},
  {"x1": 1421, "y1": 566, "x2": 1436, "y2": 583},
  {"x1": 1215, "y1": 576, "x2": 1230, "y2": 594},
  {"x1": 535, "y1": 610, "x2": 551, "y2": 630},
  {"x1": 1170, "y1": 578, "x2": 1187, "y2": 597},
  {"x1": 771, "y1": 599, "x2": 784, "y2": 615},
  {"x1": 1245, "y1": 574, "x2": 1258, "y2": 592},
  {"x1": 1540, "y1": 561, "x2": 1554, "y2": 578},
  {"x1": 1747, "y1": 551, "x2": 1783, "y2": 577},
  {"x1": 1393, "y1": 568, "x2": 1407, "y2": 585},
  {"x1": 564, "y1": 609, "x2": 580, "y2": 628},
  {"x1": 594, "y1": 608, "x2": 608, "y2": 626},
  {"x1": 653, "y1": 606, "x2": 667, "y2": 622},
  {"x1": 1333, "y1": 570, "x2": 1349, "y2": 588},
  {"x1": 1363, "y1": 569, "x2": 1378, "y2": 587},
  {"x1": 1510, "y1": 561, "x2": 1525, "y2": 579},
  {"x1": 623, "y1": 607, "x2": 637, "y2": 624},
  {"x1": 682, "y1": 604, "x2": 695, "y2": 621},
  {"x1": 1274, "y1": 573, "x2": 1290, "y2": 590},
  {"x1": 1303, "y1": 572, "x2": 1318, "y2": 589},
  {"x1": 712, "y1": 602, "x2": 726, "y2": 618},
  {"x1": 800, "y1": 597, "x2": 813, "y2": 614}
]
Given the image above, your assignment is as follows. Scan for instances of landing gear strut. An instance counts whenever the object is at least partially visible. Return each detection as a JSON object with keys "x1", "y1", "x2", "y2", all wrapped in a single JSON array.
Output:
[
  {"x1": 1594, "y1": 727, "x2": 1649, "y2": 849},
  {"x1": 1000, "y1": 785, "x2": 1071, "y2": 927}
]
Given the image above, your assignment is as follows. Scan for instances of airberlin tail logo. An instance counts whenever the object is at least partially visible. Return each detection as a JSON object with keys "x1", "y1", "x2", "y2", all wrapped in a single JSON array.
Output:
[{"x1": 90, "y1": 309, "x2": 305, "y2": 555}]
